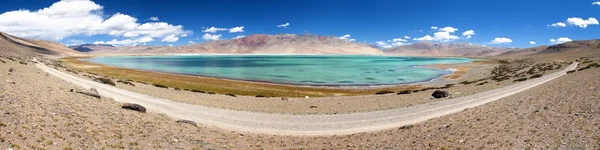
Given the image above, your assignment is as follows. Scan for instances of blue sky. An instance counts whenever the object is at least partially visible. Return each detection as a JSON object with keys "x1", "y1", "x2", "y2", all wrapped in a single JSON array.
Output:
[{"x1": 0, "y1": 0, "x2": 599, "y2": 48}]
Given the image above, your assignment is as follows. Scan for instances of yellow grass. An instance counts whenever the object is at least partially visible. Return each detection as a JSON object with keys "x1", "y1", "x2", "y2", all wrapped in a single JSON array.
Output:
[{"x1": 59, "y1": 57, "x2": 424, "y2": 97}]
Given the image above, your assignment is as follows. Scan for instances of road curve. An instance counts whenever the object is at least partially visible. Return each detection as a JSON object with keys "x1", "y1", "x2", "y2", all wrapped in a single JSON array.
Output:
[{"x1": 37, "y1": 62, "x2": 577, "y2": 136}]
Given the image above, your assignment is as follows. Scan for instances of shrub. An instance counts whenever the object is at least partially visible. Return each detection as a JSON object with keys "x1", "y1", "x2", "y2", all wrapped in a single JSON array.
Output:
[
  {"x1": 117, "y1": 80, "x2": 135, "y2": 86},
  {"x1": 513, "y1": 78, "x2": 528, "y2": 82},
  {"x1": 191, "y1": 89, "x2": 205, "y2": 93},
  {"x1": 375, "y1": 90, "x2": 395, "y2": 95},
  {"x1": 419, "y1": 87, "x2": 435, "y2": 92},
  {"x1": 566, "y1": 70, "x2": 576, "y2": 74},
  {"x1": 93, "y1": 78, "x2": 115, "y2": 86},
  {"x1": 256, "y1": 95, "x2": 267, "y2": 98},
  {"x1": 174, "y1": 88, "x2": 181, "y2": 91},
  {"x1": 207, "y1": 92, "x2": 216, "y2": 94},
  {"x1": 397, "y1": 90, "x2": 412, "y2": 95},
  {"x1": 225, "y1": 94, "x2": 237, "y2": 97},
  {"x1": 152, "y1": 84, "x2": 168, "y2": 89},
  {"x1": 529, "y1": 74, "x2": 543, "y2": 79},
  {"x1": 476, "y1": 81, "x2": 488, "y2": 86}
]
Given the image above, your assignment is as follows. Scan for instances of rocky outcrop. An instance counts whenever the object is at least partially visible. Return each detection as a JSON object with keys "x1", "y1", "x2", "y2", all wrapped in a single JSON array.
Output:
[{"x1": 122, "y1": 103, "x2": 147, "y2": 113}]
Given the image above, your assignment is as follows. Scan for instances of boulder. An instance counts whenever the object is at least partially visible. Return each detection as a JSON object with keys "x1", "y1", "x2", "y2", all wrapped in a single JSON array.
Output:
[
  {"x1": 176, "y1": 120, "x2": 197, "y2": 127},
  {"x1": 431, "y1": 90, "x2": 449, "y2": 99},
  {"x1": 122, "y1": 103, "x2": 146, "y2": 113}
]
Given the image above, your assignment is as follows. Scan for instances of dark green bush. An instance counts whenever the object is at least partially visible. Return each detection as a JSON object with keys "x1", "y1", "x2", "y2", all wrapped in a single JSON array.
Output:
[
  {"x1": 397, "y1": 90, "x2": 412, "y2": 95},
  {"x1": 375, "y1": 90, "x2": 394, "y2": 95},
  {"x1": 93, "y1": 78, "x2": 116, "y2": 86},
  {"x1": 153, "y1": 84, "x2": 168, "y2": 89},
  {"x1": 529, "y1": 74, "x2": 543, "y2": 79},
  {"x1": 513, "y1": 78, "x2": 528, "y2": 82},
  {"x1": 191, "y1": 89, "x2": 205, "y2": 93}
]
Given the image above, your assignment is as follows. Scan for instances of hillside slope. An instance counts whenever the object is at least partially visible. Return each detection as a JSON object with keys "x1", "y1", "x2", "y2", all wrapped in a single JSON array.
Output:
[
  {"x1": 384, "y1": 42, "x2": 513, "y2": 57},
  {"x1": 72, "y1": 34, "x2": 384, "y2": 55},
  {"x1": 0, "y1": 32, "x2": 82, "y2": 58}
]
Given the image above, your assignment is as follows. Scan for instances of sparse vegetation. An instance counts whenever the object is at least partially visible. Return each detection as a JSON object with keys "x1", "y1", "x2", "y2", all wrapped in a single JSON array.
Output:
[
  {"x1": 476, "y1": 81, "x2": 488, "y2": 86},
  {"x1": 93, "y1": 77, "x2": 115, "y2": 86},
  {"x1": 191, "y1": 89, "x2": 205, "y2": 93},
  {"x1": 567, "y1": 70, "x2": 576, "y2": 74},
  {"x1": 256, "y1": 95, "x2": 267, "y2": 98},
  {"x1": 225, "y1": 93, "x2": 237, "y2": 97}
]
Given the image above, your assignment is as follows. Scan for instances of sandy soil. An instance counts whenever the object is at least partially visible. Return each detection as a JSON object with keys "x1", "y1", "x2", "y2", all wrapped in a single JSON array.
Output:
[
  {"x1": 58, "y1": 58, "x2": 567, "y2": 115},
  {"x1": 1, "y1": 55, "x2": 598, "y2": 149}
]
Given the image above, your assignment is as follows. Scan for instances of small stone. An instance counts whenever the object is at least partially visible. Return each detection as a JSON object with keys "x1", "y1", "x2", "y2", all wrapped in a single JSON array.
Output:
[
  {"x1": 6, "y1": 79, "x2": 15, "y2": 84},
  {"x1": 281, "y1": 97, "x2": 289, "y2": 100},
  {"x1": 122, "y1": 103, "x2": 146, "y2": 113},
  {"x1": 8, "y1": 68, "x2": 14, "y2": 73},
  {"x1": 176, "y1": 120, "x2": 197, "y2": 127},
  {"x1": 304, "y1": 96, "x2": 310, "y2": 99},
  {"x1": 310, "y1": 106, "x2": 317, "y2": 109}
]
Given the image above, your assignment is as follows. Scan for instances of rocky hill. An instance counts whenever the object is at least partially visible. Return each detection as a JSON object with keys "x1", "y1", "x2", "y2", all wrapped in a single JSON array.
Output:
[
  {"x1": 0, "y1": 32, "x2": 82, "y2": 58},
  {"x1": 73, "y1": 34, "x2": 384, "y2": 55},
  {"x1": 498, "y1": 39, "x2": 600, "y2": 58},
  {"x1": 384, "y1": 42, "x2": 514, "y2": 57}
]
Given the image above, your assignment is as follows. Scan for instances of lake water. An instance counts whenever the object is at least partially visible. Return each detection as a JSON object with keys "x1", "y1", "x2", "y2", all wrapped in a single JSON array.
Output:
[{"x1": 84, "y1": 55, "x2": 472, "y2": 86}]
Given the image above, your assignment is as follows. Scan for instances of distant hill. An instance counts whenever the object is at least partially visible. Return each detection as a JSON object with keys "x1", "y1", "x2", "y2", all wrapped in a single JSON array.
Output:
[
  {"x1": 498, "y1": 39, "x2": 600, "y2": 59},
  {"x1": 73, "y1": 34, "x2": 384, "y2": 55},
  {"x1": 384, "y1": 42, "x2": 515, "y2": 57}
]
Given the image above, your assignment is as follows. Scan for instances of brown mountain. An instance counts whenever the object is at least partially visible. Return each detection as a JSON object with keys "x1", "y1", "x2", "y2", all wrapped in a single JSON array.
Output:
[
  {"x1": 75, "y1": 34, "x2": 384, "y2": 55},
  {"x1": 384, "y1": 42, "x2": 514, "y2": 57},
  {"x1": 498, "y1": 39, "x2": 600, "y2": 59},
  {"x1": 0, "y1": 32, "x2": 82, "y2": 58}
]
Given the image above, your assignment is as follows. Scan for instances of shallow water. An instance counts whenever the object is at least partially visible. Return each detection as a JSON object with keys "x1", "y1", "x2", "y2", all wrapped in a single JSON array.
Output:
[{"x1": 84, "y1": 55, "x2": 471, "y2": 86}]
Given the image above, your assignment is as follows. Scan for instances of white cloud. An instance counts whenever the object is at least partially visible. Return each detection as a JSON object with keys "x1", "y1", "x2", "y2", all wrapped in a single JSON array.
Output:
[
  {"x1": 148, "y1": 16, "x2": 159, "y2": 21},
  {"x1": 438, "y1": 26, "x2": 458, "y2": 33},
  {"x1": 188, "y1": 41, "x2": 195, "y2": 44},
  {"x1": 229, "y1": 26, "x2": 244, "y2": 33},
  {"x1": 462, "y1": 30, "x2": 475, "y2": 39},
  {"x1": 138, "y1": 36, "x2": 154, "y2": 43},
  {"x1": 338, "y1": 34, "x2": 356, "y2": 41},
  {"x1": 404, "y1": 36, "x2": 410, "y2": 39},
  {"x1": 203, "y1": 26, "x2": 227, "y2": 33},
  {"x1": 529, "y1": 41, "x2": 536, "y2": 45},
  {"x1": 490, "y1": 37, "x2": 512, "y2": 44},
  {"x1": 0, "y1": 0, "x2": 189, "y2": 43},
  {"x1": 566, "y1": 17, "x2": 599, "y2": 28},
  {"x1": 376, "y1": 41, "x2": 392, "y2": 49},
  {"x1": 549, "y1": 37, "x2": 572, "y2": 44},
  {"x1": 168, "y1": 44, "x2": 173, "y2": 47},
  {"x1": 277, "y1": 22, "x2": 290, "y2": 28},
  {"x1": 430, "y1": 26, "x2": 438, "y2": 29},
  {"x1": 593, "y1": 1, "x2": 600, "y2": 5},
  {"x1": 232, "y1": 35, "x2": 245, "y2": 39},
  {"x1": 390, "y1": 38, "x2": 407, "y2": 46},
  {"x1": 549, "y1": 22, "x2": 566, "y2": 27},
  {"x1": 414, "y1": 31, "x2": 460, "y2": 42},
  {"x1": 161, "y1": 34, "x2": 179, "y2": 42},
  {"x1": 202, "y1": 33, "x2": 221, "y2": 40}
]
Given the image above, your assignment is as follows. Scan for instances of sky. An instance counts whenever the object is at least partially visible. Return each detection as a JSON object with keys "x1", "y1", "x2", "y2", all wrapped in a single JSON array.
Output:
[{"x1": 0, "y1": 0, "x2": 599, "y2": 48}]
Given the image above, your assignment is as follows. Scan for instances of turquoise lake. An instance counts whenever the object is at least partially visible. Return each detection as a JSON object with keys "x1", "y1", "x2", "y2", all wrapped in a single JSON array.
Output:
[{"x1": 84, "y1": 55, "x2": 472, "y2": 86}]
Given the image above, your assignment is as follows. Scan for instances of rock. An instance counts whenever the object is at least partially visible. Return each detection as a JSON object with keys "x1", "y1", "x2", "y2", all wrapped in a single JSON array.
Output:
[
  {"x1": 281, "y1": 97, "x2": 289, "y2": 100},
  {"x1": 431, "y1": 90, "x2": 449, "y2": 99},
  {"x1": 6, "y1": 79, "x2": 15, "y2": 84},
  {"x1": 304, "y1": 96, "x2": 310, "y2": 98},
  {"x1": 310, "y1": 106, "x2": 318, "y2": 109},
  {"x1": 8, "y1": 68, "x2": 14, "y2": 73},
  {"x1": 176, "y1": 120, "x2": 197, "y2": 127},
  {"x1": 122, "y1": 103, "x2": 146, "y2": 113},
  {"x1": 76, "y1": 88, "x2": 101, "y2": 99},
  {"x1": 19, "y1": 61, "x2": 27, "y2": 65}
]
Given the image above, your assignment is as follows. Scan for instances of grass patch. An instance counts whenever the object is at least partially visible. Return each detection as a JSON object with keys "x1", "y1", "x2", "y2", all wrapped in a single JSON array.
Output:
[
  {"x1": 59, "y1": 57, "x2": 423, "y2": 97},
  {"x1": 397, "y1": 90, "x2": 412, "y2": 95}
]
